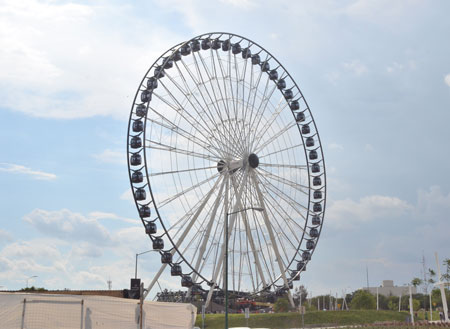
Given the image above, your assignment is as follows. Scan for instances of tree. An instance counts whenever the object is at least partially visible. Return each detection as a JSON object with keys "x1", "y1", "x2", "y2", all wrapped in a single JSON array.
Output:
[
  {"x1": 20, "y1": 286, "x2": 47, "y2": 292},
  {"x1": 349, "y1": 290, "x2": 376, "y2": 310},
  {"x1": 443, "y1": 258, "x2": 450, "y2": 289},
  {"x1": 387, "y1": 296, "x2": 398, "y2": 311},
  {"x1": 274, "y1": 297, "x2": 291, "y2": 313},
  {"x1": 428, "y1": 269, "x2": 436, "y2": 284},
  {"x1": 409, "y1": 299, "x2": 421, "y2": 311},
  {"x1": 411, "y1": 277, "x2": 423, "y2": 288},
  {"x1": 293, "y1": 285, "x2": 308, "y2": 306},
  {"x1": 377, "y1": 294, "x2": 388, "y2": 310}
]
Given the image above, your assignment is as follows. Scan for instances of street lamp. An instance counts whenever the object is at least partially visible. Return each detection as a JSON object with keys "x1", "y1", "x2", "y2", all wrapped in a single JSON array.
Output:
[
  {"x1": 26, "y1": 276, "x2": 37, "y2": 288},
  {"x1": 135, "y1": 250, "x2": 158, "y2": 279},
  {"x1": 225, "y1": 206, "x2": 264, "y2": 329}
]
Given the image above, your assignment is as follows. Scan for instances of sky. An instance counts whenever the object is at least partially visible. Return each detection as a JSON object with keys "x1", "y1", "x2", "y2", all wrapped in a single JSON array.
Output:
[{"x1": 0, "y1": 0, "x2": 450, "y2": 299}]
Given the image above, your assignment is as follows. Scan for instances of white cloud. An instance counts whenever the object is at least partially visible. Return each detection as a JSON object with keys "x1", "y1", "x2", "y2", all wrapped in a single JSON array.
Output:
[
  {"x1": 220, "y1": 0, "x2": 255, "y2": 9},
  {"x1": 0, "y1": 208, "x2": 153, "y2": 290},
  {"x1": 1, "y1": 239, "x2": 62, "y2": 261},
  {"x1": 329, "y1": 143, "x2": 344, "y2": 151},
  {"x1": 325, "y1": 71, "x2": 340, "y2": 85},
  {"x1": 343, "y1": 60, "x2": 368, "y2": 76},
  {"x1": 88, "y1": 211, "x2": 140, "y2": 225},
  {"x1": 0, "y1": 229, "x2": 13, "y2": 244},
  {"x1": 23, "y1": 209, "x2": 114, "y2": 245},
  {"x1": 386, "y1": 60, "x2": 417, "y2": 73},
  {"x1": 0, "y1": 163, "x2": 57, "y2": 180},
  {"x1": 71, "y1": 242, "x2": 103, "y2": 258},
  {"x1": 328, "y1": 195, "x2": 413, "y2": 229},
  {"x1": 92, "y1": 149, "x2": 126, "y2": 165},
  {"x1": 386, "y1": 62, "x2": 403, "y2": 73},
  {"x1": 345, "y1": 0, "x2": 425, "y2": 24},
  {"x1": 415, "y1": 185, "x2": 450, "y2": 219},
  {"x1": 120, "y1": 188, "x2": 134, "y2": 201},
  {"x1": 0, "y1": 0, "x2": 180, "y2": 119},
  {"x1": 445, "y1": 74, "x2": 450, "y2": 87}
]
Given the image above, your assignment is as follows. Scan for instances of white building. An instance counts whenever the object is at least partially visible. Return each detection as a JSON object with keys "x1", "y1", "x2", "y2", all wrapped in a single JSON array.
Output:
[{"x1": 365, "y1": 280, "x2": 416, "y2": 297}]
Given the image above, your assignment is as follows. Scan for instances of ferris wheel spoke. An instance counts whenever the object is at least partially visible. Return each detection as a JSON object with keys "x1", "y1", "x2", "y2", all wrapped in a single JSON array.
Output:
[
  {"x1": 258, "y1": 162, "x2": 308, "y2": 170},
  {"x1": 260, "y1": 195, "x2": 300, "y2": 257},
  {"x1": 228, "y1": 51, "x2": 241, "y2": 136},
  {"x1": 167, "y1": 176, "x2": 223, "y2": 241},
  {"x1": 148, "y1": 165, "x2": 217, "y2": 178},
  {"x1": 256, "y1": 172, "x2": 309, "y2": 215},
  {"x1": 252, "y1": 96, "x2": 289, "y2": 149},
  {"x1": 233, "y1": 54, "x2": 250, "y2": 152},
  {"x1": 257, "y1": 167, "x2": 309, "y2": 195},
  {"x1": 259, "y1": 143, "x2": 304, "y2": 159},
  {"x1": 153, "y1": 81, "x2": 225, "y2": 151},
  {"x1": 146, "y1": 109, "x2": 222, "y2": 157},
  {"x1": 238, "y1": 46, "x2": 255, "y2": 153},
  {"x1": 243, "y1": 179, "x2": 280, "y2": 286},
  {"x1": 213, "y1": 48, "x2": 248, "y2": 155},
  {"x1": 245, "y1": 241, "x2": 256, "y2": 292},
  {"x1": 251, "y1": 172, "x2": 296, "y2": 263},
  {"x1": 261, "y1": 187, "x2": 306, "y2": 235},
  {"x1": 169, "y1": 62, "x2": 231, "y2": 155},
  {"x1": 211, "y1": 49, "x2": 247, "y2": 156},
  {"x1": 236, "y1": 219, "x2": 244, "y2": 292},
  {"x1": 243, "y1": 74, "x2": 270, "y2": 152},
  {"x1": 194, "y1": 51, "x2": 241, "y2": 158},
  {"x1": 231, "y1": 213, "x2": 238, "y2": 292},
  {"x1": 254, "y1": 121, "x2": 297, "y2": 154},
  {"x1": 249, "y1": 203, "x2": 277, "y2": 286},
  {"x1": 167, "y1": 175, "x2": 222, "y2": 263},
  {"x1": 146, "y1": 140, "x2": 220, "y2": 162},
  {"x1": 177, "y1": 58, "x2": 234, "y2": 154},
  {"x1": 244, "y1": 52, "x2": 268, "y2": 140},
  {"x1": 205, "y1": 215, "x2": 224, "y2": 286},
  {"x1": 191, "y1": 178, "x2": 227, "y2": 283},
  {"x1": 158, "y1": 74, "x2": 227, "y2": 154},
  {"x1": 152, "y1": 90, "x2": 219, "y2": 150},
  {"x1": 251, "y1": 171, "x2": 295, "y2": 306},
  {"x1": 247, "y1": 76, "x2": 278, "y2": 144},
  {"x1": 229, "y1": 174, "x2": 269, "y2": 289},
  {"x1": 158, "y1": 173, "x2": 219, "y2": 209},
  {"x1": 205, "y1": 177, "x2": 231, "y2": 307},
  {"x1": 209, "y1": 170, "x2": 248, "y2": 292}
]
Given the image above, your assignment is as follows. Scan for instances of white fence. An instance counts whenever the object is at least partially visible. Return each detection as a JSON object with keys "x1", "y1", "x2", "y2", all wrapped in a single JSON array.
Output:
[{"x1": 0, "y1": 293, "x2": 196, "y2": 329}]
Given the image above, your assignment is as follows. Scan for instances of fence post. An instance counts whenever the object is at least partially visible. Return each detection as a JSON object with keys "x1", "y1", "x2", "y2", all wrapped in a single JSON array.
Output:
[
  {"x1": 140, "y1": 282, "x2": 144, "y2": 329},
  {"x1": 80, "y1": 299, "x2": 84, "y2": 329},
  {"x1": 21, "y1": 299, "x2": 26, "y2": 329}
]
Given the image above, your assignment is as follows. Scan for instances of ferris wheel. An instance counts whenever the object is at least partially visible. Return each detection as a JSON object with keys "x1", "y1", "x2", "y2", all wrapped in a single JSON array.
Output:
[{"x1": 126, "y1": 32, "x2": 326, "y2": 306}]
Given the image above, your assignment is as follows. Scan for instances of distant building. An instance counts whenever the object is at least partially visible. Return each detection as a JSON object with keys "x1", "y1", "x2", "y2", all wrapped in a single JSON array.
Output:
[{"x1": 365, "y1": 280, "x2": 416, "y2": 297}]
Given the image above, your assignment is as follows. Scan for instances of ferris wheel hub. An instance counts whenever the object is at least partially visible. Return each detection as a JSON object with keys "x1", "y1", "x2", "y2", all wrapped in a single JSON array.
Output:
[
  {"x1": 216, "y1": 153, "x2": 259, "y2": 173},
  {"x1": 248, "y1": 153, "x2": 259, "y2": 169}
]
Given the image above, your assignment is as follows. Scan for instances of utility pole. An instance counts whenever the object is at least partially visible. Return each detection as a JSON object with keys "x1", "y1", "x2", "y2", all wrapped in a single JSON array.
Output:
[
  {"x1": 435, "y1": 252, "x2": 449, "y2": 322},
  {"x1": 409, "y1": 285, "x2": 414, "y2": 324},
  {"x1": 366, "y1": 265, "x2": 369, "y2": 290},
  {"x1": 422, "y1": 252, "x2": 427, "y2": 294},
  {"x1": 376, "y1": 287, "x2": 379, "y2": 311}
]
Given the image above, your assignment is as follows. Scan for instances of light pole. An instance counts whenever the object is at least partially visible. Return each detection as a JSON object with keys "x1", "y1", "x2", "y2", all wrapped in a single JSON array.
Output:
[
  {"x1": 225, "y1": 206, "x2": 263, "y2": 329},
  {"x1": 26, "y1": 275, "x2": 37, "y2": 288},
  {"x1": 135, "y1": 250, "x2": 158, "y2": 279}
]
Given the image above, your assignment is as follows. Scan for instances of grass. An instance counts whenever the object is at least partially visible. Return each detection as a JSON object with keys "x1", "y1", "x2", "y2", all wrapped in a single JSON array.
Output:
[{"x1": 195, "y1": 310, "x2": 414, "y2": 329}]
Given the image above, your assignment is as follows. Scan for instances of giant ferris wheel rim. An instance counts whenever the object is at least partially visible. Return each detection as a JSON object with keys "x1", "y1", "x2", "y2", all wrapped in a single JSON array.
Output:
[{"x1": 127, "y1": 32, "x2": 326, "y2": 294}]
